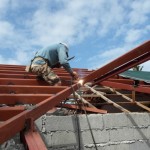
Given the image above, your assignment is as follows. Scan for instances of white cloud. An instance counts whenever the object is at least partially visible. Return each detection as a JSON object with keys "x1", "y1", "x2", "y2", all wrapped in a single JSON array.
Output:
[
  {"x1": 87, "y1": 42, "x2": 150, "y2": 71},
  {"x1": 129, "y1": 0, "x2": 150, "y2": 25},
  {"x1": 0, "y1": 21, "x2": 14, "y2": 37},
  {"x1": 0, "y1": 54, "x2": 19, "y2": 64},
  {"x1": 0, "y1": 0, "x2": 149, "y2": 70},
  {"x1": 88, "y1": 47, "x2": 126, "y2": 69},
  {"x1": 97, "y1": 0, "x2": 125, "y2": 36},
  {"x1": 124, "y1": 29, "x2": 143, "y2": 43},
  {"x1": 0, "y1": 0, "x2": 9, "y2": 17},
  {"x1": 28, "y1": 2, "x2": 91, "y2": 45},
  {"x1": 141, "y1": 61, "x2": 150, "y2": 71},
  {"x1": 28, "y1": 0, "x2": 126, "y2": 46}
]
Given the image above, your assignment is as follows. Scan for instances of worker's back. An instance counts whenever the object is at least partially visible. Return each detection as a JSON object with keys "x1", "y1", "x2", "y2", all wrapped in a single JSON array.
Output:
[{"x1": 35, "y1": 43, "x2": 59, "y2": 66}]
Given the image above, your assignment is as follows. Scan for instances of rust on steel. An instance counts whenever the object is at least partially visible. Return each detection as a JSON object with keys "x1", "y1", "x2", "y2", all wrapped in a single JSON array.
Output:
[
  {"x1": 0, "y1": 83, "x2": 79, "y2": 144},
  {"x1": 21, "y1": 126, "x2": 47, "y2": 150},
  {"x1": 0, "y1": 106, "x2": 25, "y2": 121},
  {"x1": 100, "y1": 81, "x2": 150, "y2": 94},
  {"x1": 0, "y1": 41, "x2": 150, "y2": 148},
  {"x1": 0, "y1": 85, "x2": 67, "y2": 94},
  {"x1": 82, "y1": 40, "x2": 150, "y2": 84}
]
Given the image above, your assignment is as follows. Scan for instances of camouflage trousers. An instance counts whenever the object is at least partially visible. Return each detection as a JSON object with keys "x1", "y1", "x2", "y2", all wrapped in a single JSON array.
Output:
[{"x1": 31, "y1": 63, "x2": 60, "y2": 85}]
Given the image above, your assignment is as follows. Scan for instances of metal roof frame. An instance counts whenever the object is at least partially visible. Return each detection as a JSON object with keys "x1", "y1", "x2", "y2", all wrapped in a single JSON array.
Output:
[{"x1": 0, "y1": 40, "x2": 150, "y2": 149}]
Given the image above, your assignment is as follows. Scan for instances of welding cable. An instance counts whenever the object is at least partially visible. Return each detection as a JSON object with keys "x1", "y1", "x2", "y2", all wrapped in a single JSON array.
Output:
[
  {"x1": 76, "y1": 83, "x2": 98, "y2": 150},
  {"x1": 61, "y1": 78, "x2": 98, "y2": 150},
  {"x1": 70, "y1": 78, "x2": 82, "y2": 150}
]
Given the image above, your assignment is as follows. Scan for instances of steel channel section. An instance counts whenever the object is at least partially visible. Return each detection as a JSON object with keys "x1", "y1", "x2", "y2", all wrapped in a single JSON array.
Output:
[
  {"x1": 108, "y1": 79, "x2": 134, "y2": 84},
  {"x1": 21, "y1": 128, "x2": 47, "y2": 150},
  {"x1": 0, "y1": 83, "x2": 79, "y2": 144},
  {"x1": 101, "y1": 81, "x2": 150, "y2": 94},
  {"x1": 93, "y1": 52, "x2": 150, "y2": 84},
  {"x1": 0, "y1": 106, "x2": 25, "y2": 121},
  {"x1": 0, "y1": 78, "x2": 77, "y2": 86},
  {"x1": 0, "y1": 85, "x2": 67, "y2": 94},
  {"x1": 0, "y1": 78, "x2": 49, "y2": 85},
  {"x1": 0, "y1": 94, "x2": 53, "y2": 105},
  {"x1": 82, "y1": 40, "x2": 150, "y2": 84}
]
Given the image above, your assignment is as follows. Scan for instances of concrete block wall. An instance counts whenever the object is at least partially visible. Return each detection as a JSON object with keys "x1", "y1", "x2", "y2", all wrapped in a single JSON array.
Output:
[{"x1": 35, "y1": 113, "x2": 150, "y2": 150}]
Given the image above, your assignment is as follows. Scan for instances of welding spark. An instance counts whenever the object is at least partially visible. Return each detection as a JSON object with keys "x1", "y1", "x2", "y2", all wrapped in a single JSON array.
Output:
[{"x1": 78, "y1": 79, "x2": 84, "y2": 85}]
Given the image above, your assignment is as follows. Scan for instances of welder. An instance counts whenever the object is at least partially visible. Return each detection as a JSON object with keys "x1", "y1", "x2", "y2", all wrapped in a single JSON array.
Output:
[{"x1": 26, "y1": 43, "x2": 78, "y2": 86}]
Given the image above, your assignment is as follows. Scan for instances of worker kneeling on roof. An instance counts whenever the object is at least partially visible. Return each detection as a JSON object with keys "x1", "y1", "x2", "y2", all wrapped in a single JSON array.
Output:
[{"x1": 25, "y1": 43, "x2": 78, "y2": 86}]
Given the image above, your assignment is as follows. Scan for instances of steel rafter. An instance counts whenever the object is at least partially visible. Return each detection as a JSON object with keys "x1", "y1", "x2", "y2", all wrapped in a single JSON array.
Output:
[
  {"x1": 0, "y1": 83, "x2": 79, "y2": 144},
  {"x1": 0, "y1": 41, "x2": 150, "y2": 149},
  {"x1": 0, "y1": 64, "x2": 102, "y2": 148},
  {"x1": 100, "y1": 81, "x2": 150, "y2": 94},
  {"x1": 82, "y1": 40, "x2": 150, "y2": 84}
]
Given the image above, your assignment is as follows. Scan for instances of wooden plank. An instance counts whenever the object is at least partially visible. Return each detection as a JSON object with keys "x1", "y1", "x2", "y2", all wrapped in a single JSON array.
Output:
[
  {"x1": 85, "y1": 84, "x2": 130, "y2": 113},
  {"x1": 106, "y1": 86, "x2": 150, "y2": 112}
]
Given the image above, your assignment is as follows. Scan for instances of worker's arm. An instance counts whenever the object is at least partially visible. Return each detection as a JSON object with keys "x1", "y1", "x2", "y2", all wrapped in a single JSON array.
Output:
[{"x1": 57, "y1": 46, "x2": 78, "y2": 79}]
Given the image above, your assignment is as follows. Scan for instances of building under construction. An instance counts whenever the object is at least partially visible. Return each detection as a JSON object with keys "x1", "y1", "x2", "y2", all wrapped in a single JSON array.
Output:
[{"x1": 0, "y1": 40, "x2": 150, "y2": 150}]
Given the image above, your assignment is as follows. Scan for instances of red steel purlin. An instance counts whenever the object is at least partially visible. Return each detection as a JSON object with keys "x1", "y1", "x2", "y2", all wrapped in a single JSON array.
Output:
[{"x1": 0, "y1": 40, "x2": 150, "y2": 149}]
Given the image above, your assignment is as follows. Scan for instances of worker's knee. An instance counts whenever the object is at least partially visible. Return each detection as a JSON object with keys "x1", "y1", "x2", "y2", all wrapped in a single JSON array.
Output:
[
  {"x1": 43, "y1": 72, "x2": 61, "y2": 86},
  {"x1": 52, "y1": 78, "x2": 61, "y2": 86}
]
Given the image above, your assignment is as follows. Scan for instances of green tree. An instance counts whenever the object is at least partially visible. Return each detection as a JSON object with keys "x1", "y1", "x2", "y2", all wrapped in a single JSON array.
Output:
[{"x1": 132, "y1": 65, "x2": 143, "y2": 71}]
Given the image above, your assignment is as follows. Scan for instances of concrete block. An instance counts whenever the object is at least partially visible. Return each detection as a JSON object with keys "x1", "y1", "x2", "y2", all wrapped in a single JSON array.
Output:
[
  {"x1": 109, "y1": 127, "x2": 134, "y2": 142},
  {"x1": 104, "y1": 145, "x2": 116, "y2": 150},
  {"x1": 45, "y1": 114, "x2": 104, "y2": 132},
  {"x1": 48, "y1": 145, "x2": 78, "y2": 150},
  {"x1": 86, "y1": 144, "x2": 133, "y2": 150},
  {"x1": 37, "y1": 113, "x2": 150, "y2": 150},
  {"x1": 103, "y1": 143, "x2": 130, "y2": 150},
  {"x1": 45, "y1": 116, "x2": 75, "y2": 131},
  {"x1": 129, "y1": 140, "x2": 150, "y2": 150},
  {"x1": 126, "y1": 113, "x2": 150, "y2": 127},
  {"x1": 83, "y1": 145, "x2": 108, "y2": 150},
  {"x1": 35, "y1": 116, "x2": 43, "y2": 130},
  {"x1": 79, "y1": 114, "x2": 104, "y2": 130},
  {"x1": 146, "y1": 126, "x2": 150, "y2": 138},
  {"x1": 114, "y1": 143, "x2": 130, "y2": 150},
  {"x1": 133, "y1": 127, "x2": 148, "y2": 140},
  {"x1": 81, "y1": 129, "x2": 109, "y2": 144},
  {"x1": 103, "y1": 113, "x2": 128, "y2": 129},
  {"x1": 43, "y1": 131, "x2": 77, "y2": 147}
]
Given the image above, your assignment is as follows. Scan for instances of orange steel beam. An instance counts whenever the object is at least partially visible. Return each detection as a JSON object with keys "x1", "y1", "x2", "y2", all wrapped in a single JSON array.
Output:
[
  {"x1": 0, "y1": 85, "x2": 67, "y2": 94},
  {"x1": 0, "y1": 74, "x2": 72, "y2": 80},
  {"x1": 0, "y1": 83, "x2": 79, "y2": 144},
  {"x1": 0, "y1": 70, "x2": 27, "y2": 74},
  {"x1": 94, "y1": 51, "x2": 150, "y2": 84},
  {"x1": 0, "y1": 106, "x2": 25, "y2": 121},
  {"x1": 108, "y1": 79, "x2": 134, "y2": 84},
  {"x1": 60, "y1": 104, "x2": 107, "y2": 114},
  {"x1": 21, "y1": 127, "x2": 47, "y2": 150},
  {"x1": 0, "y1": 78, "x2": 48, "y2": 85},
  {"x1": 0, "y1": 94, "x2": 53, "y2": 105},
  {"x1": 100, "y1": 81, "x2": 150, "y2": 94},
  {"x1": 0, "y1": 71, "x2": 89, "y2": 79},
  {"x1": 82, "y1": 40, "x2": 150, "y2": 84},
  {"x1": 0, "y1": 78, "x2": 75, "y2": 86},
  {"x1": 0, "y1": 73, "x2": 88, "y2": 80},
  {"x1": 0, "y1": 73, "x2": 36, "y2": 79}
]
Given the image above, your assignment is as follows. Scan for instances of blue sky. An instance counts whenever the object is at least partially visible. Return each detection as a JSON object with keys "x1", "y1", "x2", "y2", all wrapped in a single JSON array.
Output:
[{"x1": 0, "y1": 0, "x2": 150, "y2": 70}]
